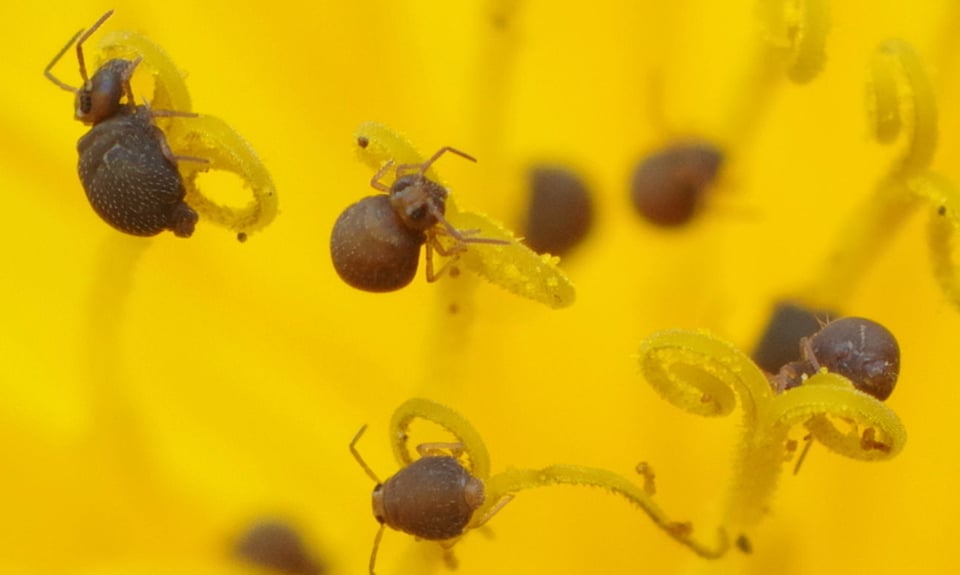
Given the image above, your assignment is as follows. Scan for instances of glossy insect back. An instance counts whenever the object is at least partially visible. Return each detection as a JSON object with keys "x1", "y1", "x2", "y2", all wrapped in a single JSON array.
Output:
[
  {"x1": 331, "y1": 195, "x2": 425, "y2": 292},
  {"x1": 767, "y1": 316, "x2": 900, "y2": 400},
  {"x1": 45, "y1": 11, "x2": 199, "y2": 238},
  {"x1": 630, "y1": 142, "x2": 723, "y2": 227},
  {"x1": 807, "y1": 317, "x2": 900, "y2": 401}
]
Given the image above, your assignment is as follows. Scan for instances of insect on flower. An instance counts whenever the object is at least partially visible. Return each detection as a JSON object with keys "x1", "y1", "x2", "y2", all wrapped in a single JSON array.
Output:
[
  {"x1": 349, "y1": 424, "x2": 497, "y2": 575},
  {"x1": 330, "y1": 146, "x2": 507, "y2": 292},
  {"x1": 768, "y1": 316, "x2": 900, "y2": 400},
  {"x1": 44, "y1": 10, "x2": 199, "y2": 238}
]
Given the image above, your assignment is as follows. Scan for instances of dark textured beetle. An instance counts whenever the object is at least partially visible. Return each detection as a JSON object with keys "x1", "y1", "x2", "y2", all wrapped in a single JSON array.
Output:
[
  {"x1": 349, "y1": 425, "x2": 486, "y2": 575},
  {"x1": 44, "y1": 10, "x2": 198, "y2": 238}
]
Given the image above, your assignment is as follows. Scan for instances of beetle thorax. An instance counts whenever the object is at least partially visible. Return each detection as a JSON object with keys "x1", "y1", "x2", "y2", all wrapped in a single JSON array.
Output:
[
  {"x1": 389, "y1": 174, "x2": 448, "y2": 231},
  {"x1": 75, "y1": 58, "x2": 133, "y2": 125}
]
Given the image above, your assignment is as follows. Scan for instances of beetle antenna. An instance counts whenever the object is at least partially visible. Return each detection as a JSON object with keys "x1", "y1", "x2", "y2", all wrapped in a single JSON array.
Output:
[
  {"x1": 44, "y1": 28, "x2": 84, "y2": 92},
  {"x1": 350, "y1": 425, "x2": 383, "y2": 484},
  {"x1": 75, "y1": 10, "x2": 115, "y2": 84},
  {"x1": 419, "y1": 146, "x2": 477, "y2": 176},
  {"x1": 368, "y1": 522, "x2": 385, "y2": 575}
]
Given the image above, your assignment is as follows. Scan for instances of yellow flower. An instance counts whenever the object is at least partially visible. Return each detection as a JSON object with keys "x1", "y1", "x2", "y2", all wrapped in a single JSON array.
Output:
[{"x1": 3, "y1": 1, "x2": 959, "y2": 574}]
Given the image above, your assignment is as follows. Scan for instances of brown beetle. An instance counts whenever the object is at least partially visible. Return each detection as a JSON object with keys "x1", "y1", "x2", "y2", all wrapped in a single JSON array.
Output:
[
  {"x1": 769, "y1": 316, "x2": 900, "y2": 401},
  {"x1": 630, "y1": 142, "x2": 723, "y2": 227},
  {"x1": 45, "y1": 10, "x2": 198, "y2": 238},
  {"x1": 349, "y1": 425, "x2": 485, "y2": 575},
  {"x1": 331, "y1": 146, "x2": 506, "y2": 292}
]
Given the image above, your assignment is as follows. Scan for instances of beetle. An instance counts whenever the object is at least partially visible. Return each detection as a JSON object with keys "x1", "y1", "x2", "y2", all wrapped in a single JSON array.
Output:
[
  {"x1": 769, "y1": 316, "x2": 900, "y2": 400},
  {"x1": 44, "y1": 10, "x2": 199, "y2": 237},
  {"x1": 330, "y1": 146, "x2": 505, "y2": 292},
  {"x1": 349, "y1": 425, "x2": 487, "y2": 575}
]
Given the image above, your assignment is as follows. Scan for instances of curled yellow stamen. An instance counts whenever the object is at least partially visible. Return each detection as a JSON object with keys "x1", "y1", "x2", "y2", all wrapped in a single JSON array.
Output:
[
  {"x1": 384, "y1": 398, "x2": 728, "y2": 562},
  {"x1": 389, "y1": 398, "x2": 491, "y2": 480},
  {"x1": 96, "y1": 30, "x2": 277, "y2": 239},
  {"x1": 807, "y1": 39, "x2": 942, "y2": 308},
  {"x1": 170, "y1": 115, "x2": 279, "y2": 238},
  {"x1": 638, "y1": 329, "x2": 772, "y2": 421},
  {"x1": 478, "y1": 465, "x2": 729, "y2": 559},
  {"x1": 909, "y1": 174, "x2": 960, "y2": 309},
  {"x1": 638, "y1": 330, "x2": 906, "y2": 532},
  {"x1": 757, "y1": 0, "x2": 831, "y2": 83},
  {"x1": 353, "y1": 122, "x2": 576, "y2": 308},
  {"x1": 96, "y1": 30, "x2": 192, "y2": 112},
  {"x1": 866, "y1": 38, "x2": 938, "y2": 176}
]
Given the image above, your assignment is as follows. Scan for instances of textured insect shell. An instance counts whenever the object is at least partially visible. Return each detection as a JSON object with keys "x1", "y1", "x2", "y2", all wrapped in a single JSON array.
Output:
[
  {"x1": 379, "y1": 456, "x2": 485, "y2": 540},
  {"x1": 77, "y1": 106, "x2": 197, "y2": 237},
  {"x1": 330, "y1": 195, "x2": 425, "y2": 292}
]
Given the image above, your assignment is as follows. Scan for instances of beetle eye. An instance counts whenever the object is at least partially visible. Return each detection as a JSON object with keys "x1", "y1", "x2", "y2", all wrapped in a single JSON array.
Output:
[
  {"x1": 76, "y1": 90, "x2": 92, "y2": 115},
  {"x1": 408, "y1": 205, "x2": 428, "y2": 221},
  {"x1": 392, "y1": 178, "x2": 413, "y2": 194}
]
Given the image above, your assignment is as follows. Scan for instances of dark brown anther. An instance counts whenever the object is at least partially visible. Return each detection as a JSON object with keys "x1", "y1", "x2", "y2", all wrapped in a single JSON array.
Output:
[
  {"x1": 45, "y1": 11, "x2": 199, "y2": 238},
  {"x1": 235, "y1": 520, "x2": 324, "y2": 575},
  {"x1": 630, "y1": 142, "x2": 723, "y2": 227},
  {"x1": 522, "y1": 165, "x2": 594, "y2": 257},
  {"x1": 350, "y1": 425, "x2": 485, "y2": 575},
  {"x1": 331, "y1": 146, "x2": 507, "y2": 292},
  {"x1": 752, "y1": 301, "x2": 835, "y2": 373}
]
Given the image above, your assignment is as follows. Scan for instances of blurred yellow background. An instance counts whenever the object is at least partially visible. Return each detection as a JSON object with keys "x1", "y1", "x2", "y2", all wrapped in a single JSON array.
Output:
[{"x1": 2, "y1": 0, "x2": 959, "y2": 574}]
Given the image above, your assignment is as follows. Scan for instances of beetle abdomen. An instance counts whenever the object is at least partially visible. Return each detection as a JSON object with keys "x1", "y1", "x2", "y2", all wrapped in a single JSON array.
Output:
[
  {"x1": 330, "y1": 195, "x2": 425, "y2": 292},
  {"x1": 77, "y1": 107, "x2": 197, "y2": 237},
  {"x1": 380, "y1": 456, "x2": 484, "y2": 540}
]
